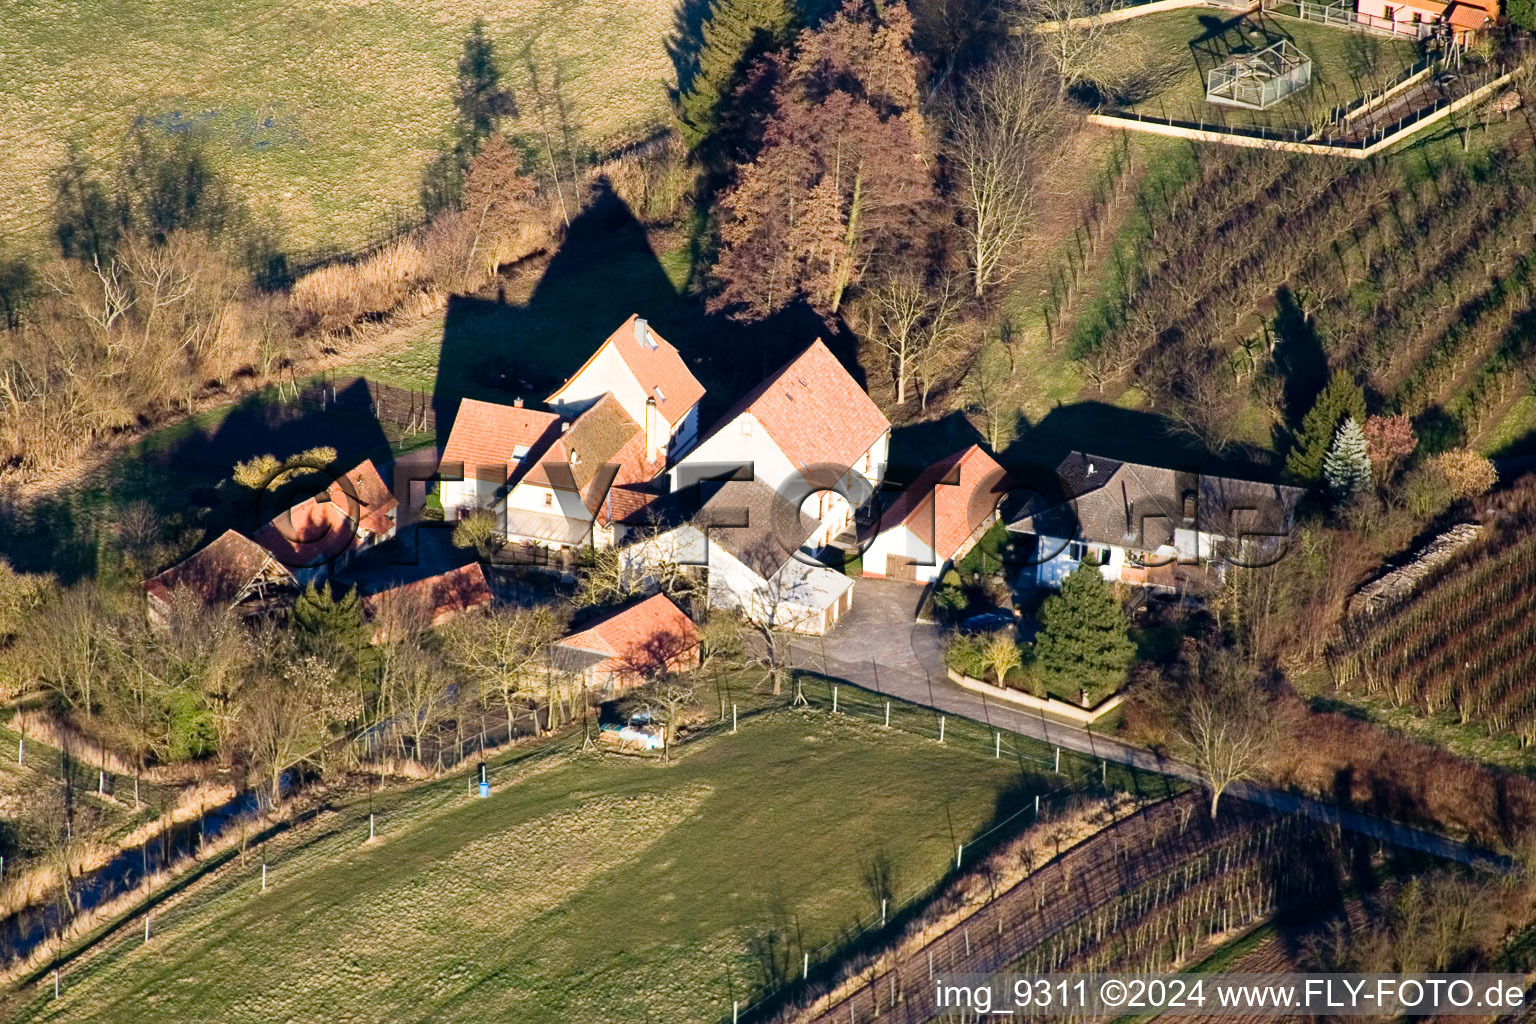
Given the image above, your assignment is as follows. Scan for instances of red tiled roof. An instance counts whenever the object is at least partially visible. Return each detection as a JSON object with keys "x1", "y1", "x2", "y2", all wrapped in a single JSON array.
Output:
[
  {"x1": 363, "y1": 563, "x2": 492, "y2": 627},
  {"x1": 600, "y1": 483, "x2": 662, "y2": 527},
  {"x1": 254, "y1": 497, "x2": 350, "y2": 567},
  {"x1": 709, "y1": 339, "x2": 890, "y2": 472},
  {"x1": 1446, "y1": 2, "x2": 1492, "y2": 27},
  {"x1": 337, "y1": 459, "x2": 398, "y2": 529},
  {"x1": 878, "y1": 446, "x2": 1012, "y2": 561},
  {"x1": 143, "y1": 529, "x2": 292, "y2": 608},
  {"x1": 442, "y1": 398, "x2": 563, "y2": 482},
  {"x1": 559, "y1": 594, "x2": 701, "y2": 674},
  {"x1": 252, "y1": 459, "x2": 398, "y2": 568},
  {"x1": 548, "y1": 315, "x2": 705, "y2": 427}
]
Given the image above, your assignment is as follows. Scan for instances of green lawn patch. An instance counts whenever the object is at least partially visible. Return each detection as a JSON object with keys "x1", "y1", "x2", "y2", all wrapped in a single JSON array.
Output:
[
  {"x1": 1109, "y1": 9, "x2": 1420, "y2": 133},
  {"x1": 7, "y1": 704, "x2": 1099, "y2": 1024},
  {"x1": 0, "y1": 0, "x2": 677, "y2": 256}
]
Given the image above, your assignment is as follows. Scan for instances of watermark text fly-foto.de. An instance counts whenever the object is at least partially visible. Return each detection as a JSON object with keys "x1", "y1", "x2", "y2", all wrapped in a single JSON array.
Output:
[{"x1": 932, "y1": 973, "x2": 1528, "y2": 1016}]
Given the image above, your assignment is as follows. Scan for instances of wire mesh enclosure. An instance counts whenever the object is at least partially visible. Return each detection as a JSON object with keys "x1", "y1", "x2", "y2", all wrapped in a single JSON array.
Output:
[{"x1": 1206, "y1": 38, "x2": 1314, "y2": 109}]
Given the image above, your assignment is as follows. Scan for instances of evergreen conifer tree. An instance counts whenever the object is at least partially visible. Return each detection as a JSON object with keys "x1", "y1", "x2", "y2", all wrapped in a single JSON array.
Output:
[
  {"x1": 1285, "y1": 369, "x2": 1366, "y2": 484},
  {"x1": 677, "y1": 0, "x2": 798, "y2": 154},
  {"x1": 1323, "y1": 416, "x2": 1371, "y2": 499},
  {"x1": 1033, "y1": 565, "x2": 1136, "y2": 703},
  {"x1": 292, "y1": 581, "x2": 375, "y2": 682}
]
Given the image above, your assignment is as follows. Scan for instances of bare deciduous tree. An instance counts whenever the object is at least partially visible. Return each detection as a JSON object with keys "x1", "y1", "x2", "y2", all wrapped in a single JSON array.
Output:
[
  {"x1": 858, "y1": 269, "x2": 966, "y2": 406},
  {"x1": 1026, "y1": 0, "x2": 1114, "y2": 98},
  {"x1": 640, "y1": 677, "x2": 699, "y2": 763},
  {"x1": 1163, "y1": 643, "x2": 1277, "y2": 818},
  {"x1": 732, "y1": 537, "x2": 822, "y2": 696},
  {"x1": 461, "y1": 135, "x2": 542, "y2": 280},
  {"x1": 964, "y1": 342, "x2": 1015, "y2": 451},
  {"x1": 442, "y1": 605, "x2": 565, "y2": 735},
  {"x1": 373, "y1": 589, "x2": 449, "y2": 757},
  {"x1": 238, "y1": 658, "x2": 328, "y2": 809},
  {"x1": 583, "y1": 517, "x2": 702, "y2": 609},
  {"x1": 944, "y1": 43, "x2": 1066, "y2": 297}
]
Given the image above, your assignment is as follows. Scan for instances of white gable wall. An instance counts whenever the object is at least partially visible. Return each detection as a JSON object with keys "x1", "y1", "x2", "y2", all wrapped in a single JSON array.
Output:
[
  {"x1": 621, "y1": 523, "x2": 850, "y2": 634},
  {"x1": 503, "y1": 480, "x2": 591, "y2": 521},
  {"x1": 549, "y1": 341, "x2": 699, "y2": 463},
  {"x1": 440, "y1": 476, "x2": 501, "y2": 520},
  {"x1": 671, "y1": 411, "x2": 797, "y2": 495},
  {"x1": 671, "y1": 415, "x2": 889, "y2": 550},
  {"x1": 549, "y1": 343, "x2": 640, "y2": 420},
  {"x1": 863, "y1": 523, "x2": 939, "y2": 581}
]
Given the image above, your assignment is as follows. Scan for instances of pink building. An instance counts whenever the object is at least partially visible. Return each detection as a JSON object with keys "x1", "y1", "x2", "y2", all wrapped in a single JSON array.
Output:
[{"x1": 1354, "y1": 0, "x2": 1497, "y2": 41}]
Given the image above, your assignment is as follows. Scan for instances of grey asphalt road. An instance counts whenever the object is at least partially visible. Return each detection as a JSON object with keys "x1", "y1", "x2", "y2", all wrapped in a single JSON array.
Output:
[{"x1": 792, "y1": 580, "x2": 1511, "y2": 872}]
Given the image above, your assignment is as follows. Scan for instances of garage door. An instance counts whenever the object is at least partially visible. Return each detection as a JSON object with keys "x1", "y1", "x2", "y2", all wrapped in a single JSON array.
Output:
[{"x1": 887, "y1": 555, "x2": 918, "y2": 582}]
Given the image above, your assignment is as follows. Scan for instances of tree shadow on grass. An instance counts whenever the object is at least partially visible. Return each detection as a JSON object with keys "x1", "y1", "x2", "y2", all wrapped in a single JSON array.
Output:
[
  {"x1": 431, "y1": 178, "x2": 854, "y2": 452},
  {"x1": 141, "y1": 377, "x2": 396, "y2": 537},
  {"x1": 1003, "y1": 400, "x2": 1285, "y2": 480},
  {"x1": 1272, "y1": 285, "x2": 1329, "y2": 428},
  {"x1": 665, "y1": 0, "x2": 717, "y2": 104},
  {"x1": 886, "y1": 410, "x2": 985, "y2": 482},
  {"x1": 1189, "y1": 11, "x2": 1292, "y2": 82},
  {"x1": 0, "y1": 378, "x2": 397, "y2": 584}
]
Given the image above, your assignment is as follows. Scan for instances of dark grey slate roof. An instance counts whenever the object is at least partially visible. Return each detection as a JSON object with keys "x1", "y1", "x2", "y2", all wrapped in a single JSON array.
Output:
[
  {"x1": 551, "y1": 645, "x2": 609, "y2": 676},
  {"x1": 1009, "y1": 452, "x2": 1303, "y2": 550},
  {"x1": 624, "y1": 478, "x2": 820, "y2": 579},
  {"x1": 695, "y1": 479, "x2": 819, "y2": 578}
]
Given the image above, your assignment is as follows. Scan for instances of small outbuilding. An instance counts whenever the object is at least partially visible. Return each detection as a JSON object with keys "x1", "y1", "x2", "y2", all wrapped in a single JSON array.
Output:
[
  {"x1": 555, "y1": 593, "x2": 702, "y2": 694},
  {"x1": 142, "y1": 529, "x2": 296, "y2": 625},
  {"x1": 363, "y1": 562, "x2": 493, "y2": 640},
  {"x1": 252, "y1": 459, "x2": 398, "y2": 581},
  {"x1": 1206, "y1": 39, "x2": 1312, "y2": 110}
]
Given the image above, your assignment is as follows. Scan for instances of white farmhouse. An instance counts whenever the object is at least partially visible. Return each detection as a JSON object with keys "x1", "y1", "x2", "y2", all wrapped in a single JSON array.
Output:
[
  {"x1": 669, "y1": 339, "x2": 890, "y2": 552},
  {"x1": 499, "y1": 393, "x2": 662, "y2": 550},
  {"x1": 546, "y1": 315, "x2": 706, "y2": 464},
  {"x1": 1008, "y1": 452, "x2": 1304, "y2": 594},
  {"x1": 624, "y1": 479, "x2": 855, "y2": 635},
  {"x1": 438, "y1": 398, "x2": 563, "y2": 518}
]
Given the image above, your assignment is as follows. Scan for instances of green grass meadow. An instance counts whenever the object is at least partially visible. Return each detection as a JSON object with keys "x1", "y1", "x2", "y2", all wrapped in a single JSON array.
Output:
[
  {"x1": 1112, "y1": 9, "x2": 1420, "y2": 131},
  {"x1": 0, "y1": 0, "x2": 679, "y2": 256},
  {"x1": 5, "y1": 703, "x2": 1115, "y2": 1024}
]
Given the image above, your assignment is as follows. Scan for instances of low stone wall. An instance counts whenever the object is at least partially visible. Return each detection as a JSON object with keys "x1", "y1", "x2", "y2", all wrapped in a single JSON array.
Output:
[{"x1": 946, "y1": 668, "x2": 1125, "y2": 724}]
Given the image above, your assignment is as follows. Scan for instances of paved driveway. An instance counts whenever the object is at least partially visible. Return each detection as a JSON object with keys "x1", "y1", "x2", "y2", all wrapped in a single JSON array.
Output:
[{"x1": 798, "y1": 577, "x2": 946, "y2": 677}]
